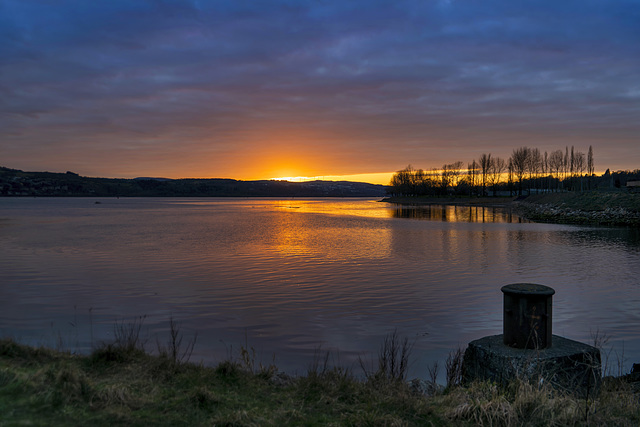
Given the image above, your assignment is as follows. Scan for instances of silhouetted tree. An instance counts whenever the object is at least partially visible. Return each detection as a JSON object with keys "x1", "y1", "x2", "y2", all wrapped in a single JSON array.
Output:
[
  {"x1": 570, "y1": 146, "x2": 575, "y2": 178},
  {"x1": 507, "y1": 159, "x2": 515, "y2": 196},
  {"x1": 467, "y1": 160, "x2": 479, "y2": 196},
  {"x1": 574, "y1": 151, "x2": 586, "y2": 191},
  {"x1": 587, "y1": 145, "x2": 594, "y2": 189},
  {"x1": 543, "y1": 151, "x2": 549, "y2": 191},
  {"x1": 564, "y1": 146, "x2": 570, "y2": 185},
  {"x1": 527, "y1": 148, "x2": 542, "y2": 192},
  {"x1": 450, "y1": 161, "x2": 464, "y2": 191},
  {"x1": 510, "y1": 147, "x2": 530, "y2": 196},
  {"x1": 479, "y1": 153, "x2": 492, "y2": 196},
  {"x1": 389, "y1": 165, "x2": 414, "y2": 196},
  {"x1": 488, "y1": 157, "x2": 506, "y2": 196},
  {"x1": 548, "y1": 150, "x2": 564, "y2": 191},
  {"x1": 440, "y1": 161, "x2": 463, "y2": 194}
]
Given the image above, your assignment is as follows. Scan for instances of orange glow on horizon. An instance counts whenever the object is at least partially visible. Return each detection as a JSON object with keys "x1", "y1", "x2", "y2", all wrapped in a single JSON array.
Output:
[
  {"x1": 237, "y1": 143, "x2": 394, "y2": 185},
  {"x1": 268, "y1": 172, "x2": 394, "y2": 185}
]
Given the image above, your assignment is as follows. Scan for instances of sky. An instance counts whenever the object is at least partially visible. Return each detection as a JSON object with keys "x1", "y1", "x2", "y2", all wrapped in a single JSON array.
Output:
[{"x1": 1, "y1": 0, "x2": 639, "y2": 184}]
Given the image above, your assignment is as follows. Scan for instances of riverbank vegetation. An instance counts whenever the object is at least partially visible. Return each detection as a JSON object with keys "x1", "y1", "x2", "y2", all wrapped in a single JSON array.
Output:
[
  {"x1": 2, "y1": 332, "x2": 639, "y2": 426},
  {"x1": 388, "y1": 145, "x2": 639, "y2": 198}
]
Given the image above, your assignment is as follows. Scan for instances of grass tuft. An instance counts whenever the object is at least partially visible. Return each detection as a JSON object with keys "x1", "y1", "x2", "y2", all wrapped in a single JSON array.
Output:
[
  {"x1": 445, "y1": 347, "x2": 464, "y2": 389},
  {"x1": 94, "y1": 383, "x2": 136, "y2": 408},
  {"x1": 189, "y1": 385, "x2": 220, "y2": 410},
  {"x1": 215, "y1": 359, "x2": 242, "y2": 381},
  {"x1": 359, "y1": 329, "x2": 414, "y2": 385},
  {"x1": 34, "y1": 363, "x2": 93, "y2": 407},
  {"x1": 155, "y1": 316, "x2": 198, "y2": 367},
  {"x1": 112, "y1": 315, "x2": 147, "y2": 353},
  {"x1": 89, "y1": 342, "x2": 147, "y2": 365}
]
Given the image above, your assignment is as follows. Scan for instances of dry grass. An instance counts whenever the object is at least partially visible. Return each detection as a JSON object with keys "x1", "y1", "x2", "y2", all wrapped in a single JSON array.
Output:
[
  {"x1": 445, "y1": 348, "x2": 464, "y2": 389},
  {"x1": 155, "y1": 316, "x2": 198, "y2": 366},
  {"x1": 0, "y1": 330, "x2": 638, "y2": 426},
  {"x1": 434, "y1": 376, "x2": 640, "y2": 426}
]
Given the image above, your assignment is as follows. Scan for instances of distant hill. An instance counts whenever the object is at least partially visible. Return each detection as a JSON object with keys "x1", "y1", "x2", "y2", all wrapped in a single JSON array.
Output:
[{"x1": 0, "y1": 167, "x2": 388, "y2": 197}]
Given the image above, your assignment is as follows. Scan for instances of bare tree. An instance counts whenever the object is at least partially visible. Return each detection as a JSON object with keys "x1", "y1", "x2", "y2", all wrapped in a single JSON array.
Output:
[
  {"x1": 574, "y1": 151, "x2": 586, "y2": 191},
  {"x1": 587, "y1": 145, "x2": 595, "y2": 189},
  {"x1": 548, "y1": 150, "x2": 564, "y2": 191},
  {"x1": 479, "y1": 153, "x2": 492, "y2": 196},
  {"x1": 389, "y1": 165, "x2": 414, "y2": 196},
  {"x1": 564, "y1": 146, "x2": 569, "y2": 185},
  {"x1": 527, "y1": 148, "x2": 542, "y2": 192},
  {"x1": 570, "y1": 145, "x2": 575, "y2": 178},
  {"x1": 450, "y1": 161, "x2": 464, "y2": 189},
  {"x1": 510, "y1": 147, "x2": 530, "y2": 196},
  {"x1": 413, "y1": 168, "x2": 425, "y2": 194},
  {"x1": 467, "y1": 160, "x2": 479, "y2": 196},
  {"x1": 431, "y1": 168, "x2": 442, "y2": 194},
  {"x1": 441, "y1": 161, "x2": 464, "y2": 194},
  {"x1": 488, "y1": 157, "x2": 506, "y2": 196},
  {"x1": 507, "y1": 159, "x2": 514, "y2": 196},
  {"x1": 543, "y1": 151, "x2": 549, "y2": 191}
]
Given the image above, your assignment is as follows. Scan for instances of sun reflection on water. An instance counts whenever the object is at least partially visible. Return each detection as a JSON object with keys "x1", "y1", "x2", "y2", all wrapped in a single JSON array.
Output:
[{"x1": 267, "y1": 199, "x2": 393, "y2": 259}]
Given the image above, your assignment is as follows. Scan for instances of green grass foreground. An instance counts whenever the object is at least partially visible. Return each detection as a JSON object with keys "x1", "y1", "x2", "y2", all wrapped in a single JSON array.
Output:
[{"x1": 1, "y1": 338, "x2": 639, "y2": 426}]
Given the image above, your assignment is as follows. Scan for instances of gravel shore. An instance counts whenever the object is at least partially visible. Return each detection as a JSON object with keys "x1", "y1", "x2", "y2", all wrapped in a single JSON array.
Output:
[{"x1": 513, "y1": 192, "x2": 640, "y2": 226}]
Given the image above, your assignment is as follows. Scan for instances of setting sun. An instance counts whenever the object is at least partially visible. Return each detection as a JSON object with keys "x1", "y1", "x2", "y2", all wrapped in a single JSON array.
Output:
[
  {"x1": 270, "y1": 176, "x2": 315, "y2": 182},
  {"x1": 268, "y1": 172, "x2": 394, "y2": 185}
]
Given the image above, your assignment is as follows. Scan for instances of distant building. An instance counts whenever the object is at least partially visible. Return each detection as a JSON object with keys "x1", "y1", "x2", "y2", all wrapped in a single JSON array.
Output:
[{"x1": 627, "y1": 181, "x2": 640, "y2": 193}]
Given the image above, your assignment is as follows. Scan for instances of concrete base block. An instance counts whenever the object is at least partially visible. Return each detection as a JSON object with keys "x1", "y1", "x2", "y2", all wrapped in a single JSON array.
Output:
[{"x1": 462, "y1": 334, "x2": 601, "y2": 397}]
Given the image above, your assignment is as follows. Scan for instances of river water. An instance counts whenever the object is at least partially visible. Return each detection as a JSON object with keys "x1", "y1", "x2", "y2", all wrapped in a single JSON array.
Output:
[{"x1": 1, "y1": 197, "x2": 639, "y2": 380}]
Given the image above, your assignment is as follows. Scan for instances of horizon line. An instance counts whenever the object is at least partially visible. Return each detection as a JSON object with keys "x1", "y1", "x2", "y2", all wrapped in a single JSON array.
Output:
[{"x1": 1, "y1": 165, "x2": 394, "y2": 186}]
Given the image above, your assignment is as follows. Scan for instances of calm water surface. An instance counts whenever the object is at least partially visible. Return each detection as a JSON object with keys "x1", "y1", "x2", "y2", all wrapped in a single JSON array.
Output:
[{"x1": 1, "y1": 197, "x2": 639, "y2": 379}]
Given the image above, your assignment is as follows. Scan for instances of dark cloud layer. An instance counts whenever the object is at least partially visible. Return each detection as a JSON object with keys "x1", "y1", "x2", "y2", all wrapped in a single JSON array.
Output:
[{"x1": 1, "y1": 0, "x2": 639, "y2": 179}]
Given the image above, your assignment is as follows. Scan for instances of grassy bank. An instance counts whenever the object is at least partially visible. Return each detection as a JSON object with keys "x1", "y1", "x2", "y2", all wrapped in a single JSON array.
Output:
[{"x1": 1, "y1": 337, "x2": 639, "y2": 426}]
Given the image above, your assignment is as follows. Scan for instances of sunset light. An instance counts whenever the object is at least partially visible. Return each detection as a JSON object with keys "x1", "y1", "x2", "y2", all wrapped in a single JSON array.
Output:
[
  {"x1": 3, "y1": 1, "x2": 638, "y2": 179},
  {"x1": 270, "y1": 172, "x2": 394, "y2": 185},
  {"x1": 2, "y1": 2, "x2": 640, "y2": 424},
  {"x1": 270, "y1": 176, "x2": 314, "y2": 182}
]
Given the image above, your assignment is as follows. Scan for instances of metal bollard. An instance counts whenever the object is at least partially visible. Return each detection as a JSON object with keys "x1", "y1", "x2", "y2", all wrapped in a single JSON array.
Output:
[{"x1": 502, "y1": 283, "x2": 555, "y2": 349}]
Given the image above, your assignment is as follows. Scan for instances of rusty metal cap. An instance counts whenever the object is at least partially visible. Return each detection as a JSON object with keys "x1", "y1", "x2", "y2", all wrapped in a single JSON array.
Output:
[{"x1": 501, "y1": 283, "x2": 555, "y2": 296}]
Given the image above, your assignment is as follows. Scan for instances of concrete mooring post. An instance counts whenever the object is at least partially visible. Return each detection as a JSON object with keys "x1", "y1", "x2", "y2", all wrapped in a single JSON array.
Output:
[
  {"x1": 462, "y1": 283, "x2": 601, "y2": 397},
  {"x1": 502, "y1": 283, "x2": 554, "y2": 349}
]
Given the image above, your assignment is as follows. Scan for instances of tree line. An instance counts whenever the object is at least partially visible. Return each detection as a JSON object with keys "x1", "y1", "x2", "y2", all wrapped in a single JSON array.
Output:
[{"x1": 389, "y1": 145, "x2": 598, "y2": 197}]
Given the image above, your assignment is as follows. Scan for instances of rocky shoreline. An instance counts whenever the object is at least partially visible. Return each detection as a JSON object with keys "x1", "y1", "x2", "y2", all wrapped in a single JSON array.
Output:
[
  {"x1": 513, "y1": 202, "x2": 640, "y2": 226},
  {"x1": 513, "y1": 192, "x2": 640, "y2": 227},
  {"x1": 383, "y1": 192, "x2": 640, "y2": 227}
]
